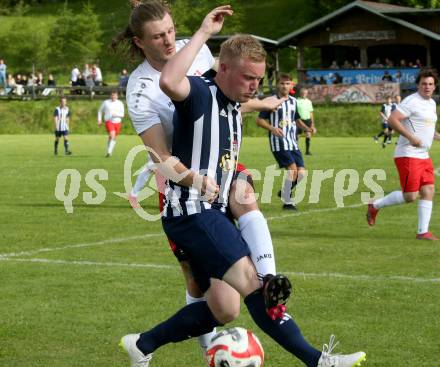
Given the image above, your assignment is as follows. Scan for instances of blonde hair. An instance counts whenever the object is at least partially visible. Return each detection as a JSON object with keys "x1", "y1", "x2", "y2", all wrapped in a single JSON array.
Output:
[{"x1": 219, "y1": 35, "x2": 266, "y2": 64}]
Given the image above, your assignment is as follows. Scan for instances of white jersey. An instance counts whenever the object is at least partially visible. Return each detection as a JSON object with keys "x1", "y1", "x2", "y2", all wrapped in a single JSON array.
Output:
[
  {"x1": 98, "y1": 99, "x2": 125, "y2": 124},
  {"x1": 126, "y1": 39, "x2": 215, "y2": 149},
  {"x1": 394, "y1": 92, "x2": 437, "y2": 159}
]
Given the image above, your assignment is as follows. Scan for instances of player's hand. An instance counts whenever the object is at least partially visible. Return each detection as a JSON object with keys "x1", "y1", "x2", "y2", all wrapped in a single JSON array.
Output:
[
  {"x1": 409, "y1": 135, "x2": 423, "y2": 147},
  {"x1": 271, "y1": 127, "x2": 284, "y2": 137},
  {"x1": 262, "y1": 95, "x2": 286, "y2": 111},
  {"x1": 98, "y1": 121, "x2": 102, "y2": 127},
  {"x1": 199, "y1": 5, "x2": 233, "y2": 37},
  {"x1": 201, "y1": 175, "x2": 220, "y2": 203}
]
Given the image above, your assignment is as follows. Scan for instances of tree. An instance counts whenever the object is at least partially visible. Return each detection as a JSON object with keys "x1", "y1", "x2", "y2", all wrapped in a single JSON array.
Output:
[
  {"x1": 48, "y1": 2, "x2": 102, "y2": 69},
  {"x1": 0, "y1": 18, "x2": 48, "y2": 70}
]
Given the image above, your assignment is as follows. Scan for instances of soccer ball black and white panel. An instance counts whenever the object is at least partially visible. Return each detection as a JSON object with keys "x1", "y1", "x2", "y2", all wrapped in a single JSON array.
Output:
[{"x1": 206, "y1": 327, "x2": 264, "y2": 367}]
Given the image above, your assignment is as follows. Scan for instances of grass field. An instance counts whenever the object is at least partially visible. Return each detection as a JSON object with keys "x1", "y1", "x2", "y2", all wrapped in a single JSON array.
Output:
[{"x1": 1, "y1": 135, "x2": 439, "y2": 366}]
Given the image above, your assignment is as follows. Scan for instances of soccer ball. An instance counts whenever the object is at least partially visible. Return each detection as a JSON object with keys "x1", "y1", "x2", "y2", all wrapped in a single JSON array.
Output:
[{"x1": 206, "y1": 327, "x2": 264, "y2": 367}]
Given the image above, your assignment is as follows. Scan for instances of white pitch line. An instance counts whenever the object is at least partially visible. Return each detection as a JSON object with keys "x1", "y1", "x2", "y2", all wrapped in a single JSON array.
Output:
[
  {"x1": 1, "y1": 256, "x2": 439, "y2": 284},
  {"x1": 0, "y1": 204, "x2": 364, "y2": 259},
  {"x1": 0, "y1": 233, "x2": 164, "y2": 259},
  {"x1": 266, "y1": 203, "x2": 364, "y2": 220}
]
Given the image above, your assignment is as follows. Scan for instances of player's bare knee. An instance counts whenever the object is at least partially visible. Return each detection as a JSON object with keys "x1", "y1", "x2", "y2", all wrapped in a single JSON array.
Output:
[
  {"x1": 229, "y1": 181, "x2": 258, "y2": 218},
  {"x1": 206, "y1": 281, "x2": 240, "y2": 324},
  {"x1": 403, "y1": 192, "x2": 418, "y2": 202}
]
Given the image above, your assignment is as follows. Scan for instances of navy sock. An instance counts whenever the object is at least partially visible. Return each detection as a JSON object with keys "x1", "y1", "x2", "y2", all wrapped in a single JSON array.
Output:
[
  {"x1": 136, "y1": 301, "x2": 221, "y2": 355},
  {"x1": 305, "y1": 137, "x2": 311, "y2": 153},
  {"x1": 244, "y1": 290, "x2": 321, "y2": 367},
  {"x1": 54, "y1": 141, "x2": 58, "y2": 153},
  {"x1": 64, "y1": 140, "x2": 69, "y2": 152},
  {"x1": 377, "y1": 131, "x2": 384, "y2": 137}
]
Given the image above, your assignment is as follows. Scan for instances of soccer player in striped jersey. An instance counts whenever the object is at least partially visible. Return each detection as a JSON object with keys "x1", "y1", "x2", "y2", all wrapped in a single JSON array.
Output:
[
  {"x1": 119, "y1": 5, "x2": 366, "y2": 367},
  {"x1": 257, "y1": 73, "x2": 312, "y2": 210},
  {"x1": 373, "y1": 95, "x2": 393, "y2": 148},
  {"x1": 97, "y1": 91, "x2": 125, "y2": 157},
  {"x1": 115, "y1": 0, "x2": 290, "y2": 353},
  {"x1": 367, "y1": 68, "x2": 439, "y2": 240},
  {"x1": 53, "y1": 96, "x2": 72, "y2": 155}
]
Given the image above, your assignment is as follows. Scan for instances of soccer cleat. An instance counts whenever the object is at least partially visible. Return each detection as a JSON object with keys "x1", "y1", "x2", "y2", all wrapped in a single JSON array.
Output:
[
  {"x1": 382, "y1": 142, "x2": 386, "y2": 148},
  {"x1": 416, "y1": 232, "x2": 439, "y2": 241},
  {"x1": 317, "y1": 335, "x2": 366, "y2": 367},
  {"x1": 282, "y1": 203, "x2": 297, "y2": 211},
  {"x1": 373, "y1": 136, "x2": 378, "y2": 143},
  {"x1": 366, "y1": 204, "x2": 378, "y2": 226},
  {"x1": 128, "y1": 194, "x2": 140, "y2": 209},
  {"x1": 262, "y1": 274, "x2": 292, "y2": 320},
  {"x1": 306, "y1": 151, "x2": 312, "y2": 156},
  {"x1": 105, "y1": 153, "x2": 111, "y2": 158},
  {"x1": 65, "y1": 151, "x2": 72, "y2": 155},
  {"x1": 387, "y1": 140, "x2": 392, "y2": 144},
  {"x1": 119, "y1": 334, "x2": 153, "y2": 367}
]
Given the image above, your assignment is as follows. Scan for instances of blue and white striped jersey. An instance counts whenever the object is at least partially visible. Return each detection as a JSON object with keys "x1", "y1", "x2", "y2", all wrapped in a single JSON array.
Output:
[
  {"x1": 53, "y1": 106, "x2": 70, "y2": 131},
  {"x1": 381, "y1": 102, "x2": 393, "y2": 122},
  {"x1": 258, "y1": 95, "x2": 300, "y2": 152},
  {"x1": 163, "y1": 76, "x2": 241, "y2": 218}
]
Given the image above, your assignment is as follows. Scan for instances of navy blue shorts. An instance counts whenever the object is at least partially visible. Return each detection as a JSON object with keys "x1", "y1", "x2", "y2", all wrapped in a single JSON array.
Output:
[
  {"x1": 381, "y1": 122, "x2": 388, "y2": 129},
  {"x1": 272, "y1": 149, "x2": 305, "y2": 169},
  {"x1": 296, "y1": 119, "x2": 312, "y2": 135},
  {"x1": 162, "y1": 210, "x2": 250, "y2": 293},
  {"x1": 55, "y1": 130, "x2": 68, "y2": 138}
]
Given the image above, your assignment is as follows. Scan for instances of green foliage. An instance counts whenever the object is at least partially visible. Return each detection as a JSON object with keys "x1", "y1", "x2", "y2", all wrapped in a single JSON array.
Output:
[
  {"x1": 48, "y1": 2, "x2": 102, "y2": 69},
  {"x1": 0, "y1": 17, "x2": 49, "y2": 70},
  {"x1": 170, "y1": 0, "x2": 244, "y2": 36}
]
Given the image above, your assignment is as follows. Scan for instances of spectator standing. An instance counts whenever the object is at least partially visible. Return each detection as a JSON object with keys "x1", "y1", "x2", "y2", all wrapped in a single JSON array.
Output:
[
  {"x1": 0, "y1": 59, "x2": 7, "y2": 88},
  {"x1": 83, "y1": 63, "x2": 91, "y2": 80},
  {"x1": 92, "y1": 64, "x2": 103, "y2": 86},
  {"x1": 70, "y1": 65, "x2": 80, "y2": 86},
  {"x1": 118, "y1": 68, "x2": 129, "y2": 88}
]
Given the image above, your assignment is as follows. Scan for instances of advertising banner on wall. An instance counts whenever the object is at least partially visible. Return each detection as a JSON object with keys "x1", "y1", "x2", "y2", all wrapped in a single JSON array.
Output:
[
  {"x1": 307, "y1": 83, "x2": 400, "y2": 104},
  {"x1": 306, "y1": 68, "x2": 418, "y2": 85}
]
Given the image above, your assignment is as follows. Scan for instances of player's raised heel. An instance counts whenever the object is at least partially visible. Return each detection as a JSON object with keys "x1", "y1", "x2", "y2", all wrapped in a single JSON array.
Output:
[
  {"x1": 119, "y1": 334, "x2": 153, "y2": 367},
  {"x1": 262, "y1": 274, "x2": 292, "y2": 320},
  {"x1": 317, "y1": 335, "x2": 366, "y2": 367}
]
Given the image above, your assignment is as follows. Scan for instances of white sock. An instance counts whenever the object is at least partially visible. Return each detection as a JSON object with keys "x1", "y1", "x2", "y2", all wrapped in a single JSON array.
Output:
[
  {"x1": 185, "y1": 290, "x2": 216, "y2": 350},
  {"x1": 108, "y1": 139, "x2": 116, "y2": 154},
  {"x1": 237, "y1": 210, "x2": 276, "y2": 278},
  {"x1": 374, "y1": 191, "x2": 405, "y2": 209},
  {"x1": 281, "y1": 177, "x2": 294, "y2": 204},
  {"x1": 417, "y1": 200, "x2": 433, "y2": 234},
  {"x1": 131, "y1": 167, "x2": 152, "y2": 197}
]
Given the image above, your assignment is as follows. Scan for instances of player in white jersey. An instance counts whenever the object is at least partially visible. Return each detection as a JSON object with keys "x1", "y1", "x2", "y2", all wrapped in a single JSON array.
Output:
[
  {"x1": 113, "y1": 0, "x2": 292, "y2": 357},
  {"x1": 98, "y1": 91, "x2": 125, "y2": 157},
  {"x1": 53, "y1": 96, "x2": 72, "y2": 155},
  {"x1": 367, "y1": 68, "x2": 439, "y2": 240}
]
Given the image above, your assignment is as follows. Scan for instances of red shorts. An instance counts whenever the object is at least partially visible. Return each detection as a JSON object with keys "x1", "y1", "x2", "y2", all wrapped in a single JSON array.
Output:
[
  {"x1": 105, "y1": 121, "x2": 122, "y2": 135},
  {"x1": 394, "y1": 157, "x2": 434, "y2": 192}
]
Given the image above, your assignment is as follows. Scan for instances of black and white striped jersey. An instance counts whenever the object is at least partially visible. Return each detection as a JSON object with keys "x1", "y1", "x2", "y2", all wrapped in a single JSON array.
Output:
[
  {"x1": 163, "y1": 76, "x2": 241, "y2": 218},
  {"x1": 258, "y1": 95, "x2": 300, "y2": 152},
  {"x1": 53, "y1": 106, "x2": 70, "y2": 131}
]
